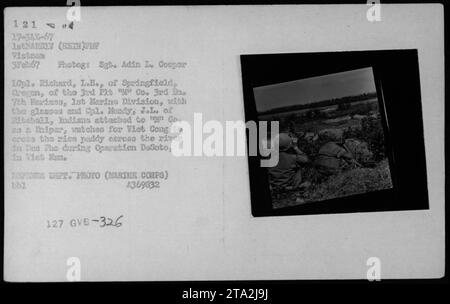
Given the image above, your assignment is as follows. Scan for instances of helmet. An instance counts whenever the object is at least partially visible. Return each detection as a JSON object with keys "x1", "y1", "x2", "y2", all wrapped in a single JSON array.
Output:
[{"x1": 276, "y1": 133, "x2": 292, "y2": 151}]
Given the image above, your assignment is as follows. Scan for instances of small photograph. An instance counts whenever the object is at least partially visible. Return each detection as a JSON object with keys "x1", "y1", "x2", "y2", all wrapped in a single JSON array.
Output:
[
  {"x1": 253, "y1": 67, "x2": 393, "y2": 209},
  {"x1": 242, "y1": 50, "x2": 428, "y2": 216}
]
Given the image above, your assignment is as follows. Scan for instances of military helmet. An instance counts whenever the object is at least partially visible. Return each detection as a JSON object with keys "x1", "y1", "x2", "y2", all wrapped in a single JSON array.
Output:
[{"x1": 276, "y1": 133, "x2": 293, "y2": 151}]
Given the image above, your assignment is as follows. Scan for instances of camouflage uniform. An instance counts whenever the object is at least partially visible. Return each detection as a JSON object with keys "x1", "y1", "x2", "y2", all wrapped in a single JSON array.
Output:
[
  {"x1": 313, "y1": 142, "x2": 350, "y2": 175},
  {"x1": 313, "y1": 138, "x2": 374, "y2": 176},
  {"x1": 268, "y1": 149, "x2": 309, "y2": 190},
  {"x1": 343, "y1": 138, "x2": 374, "y2": 165}
]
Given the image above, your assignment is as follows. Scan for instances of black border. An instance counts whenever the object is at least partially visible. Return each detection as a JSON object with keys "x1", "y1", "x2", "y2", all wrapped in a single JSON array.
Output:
[
  {"x1": 1, "y1": 0, "x2": 448, "y2": 298},
  {"x1": 241, "y1": 50, "x2": 428, "y2": 217}
]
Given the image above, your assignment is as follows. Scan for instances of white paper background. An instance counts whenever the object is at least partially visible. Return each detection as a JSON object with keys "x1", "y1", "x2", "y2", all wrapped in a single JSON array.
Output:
[{"x1": 4, "y1": 4, "x2": 445, "y2": 281}]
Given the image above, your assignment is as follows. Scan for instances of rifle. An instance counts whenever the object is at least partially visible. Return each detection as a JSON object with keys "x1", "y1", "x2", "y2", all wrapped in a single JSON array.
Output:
[{"x1": 346, "y1": 158, "x2": 362, "y2": 168}]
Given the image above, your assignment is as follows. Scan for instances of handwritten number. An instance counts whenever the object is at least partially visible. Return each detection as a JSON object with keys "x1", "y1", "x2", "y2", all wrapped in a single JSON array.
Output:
[
  {"x1": 114, "y1": 215, "x2": 123, "y2": 227},
  {"x1": 97, "y1": 215, "x2": 123, "y2": 228},
  {"x1": 99, "y1": 216, "x2": 106, "y2": 227}
]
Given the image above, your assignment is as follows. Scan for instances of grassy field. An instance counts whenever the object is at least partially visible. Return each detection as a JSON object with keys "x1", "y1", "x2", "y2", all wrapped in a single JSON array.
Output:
[
  {"x1": 266, "y1": 98, "x2": 393, "y2": 209},
  {"x1": 272, "y1": 159, "x2": 393, "y2": 209}
]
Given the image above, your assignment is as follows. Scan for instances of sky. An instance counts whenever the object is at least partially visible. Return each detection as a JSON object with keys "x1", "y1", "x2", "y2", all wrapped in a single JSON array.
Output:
[{"x1": 253, "y1": 67, "x2": 377, "y2": 113}]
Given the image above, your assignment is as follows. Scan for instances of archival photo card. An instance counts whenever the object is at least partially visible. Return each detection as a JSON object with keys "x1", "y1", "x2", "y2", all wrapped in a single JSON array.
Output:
[{"x1": 3, "y1": 4, "x2": 443, "y2": 282}]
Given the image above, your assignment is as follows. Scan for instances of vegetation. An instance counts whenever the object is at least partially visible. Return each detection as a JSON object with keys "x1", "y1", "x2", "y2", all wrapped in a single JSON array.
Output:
[
  {"x1": 272, "y1": 159, "x2": 393, "y2": 209},
  {"x1": 343, "y1": 117, "x2": 387, "y2": 161},
  {"x1": 258, "y1": 92, "x2": 377, "y2": 116},
  {"x1": 267, "y1": 96, "x2": 392, "y2": 210}
]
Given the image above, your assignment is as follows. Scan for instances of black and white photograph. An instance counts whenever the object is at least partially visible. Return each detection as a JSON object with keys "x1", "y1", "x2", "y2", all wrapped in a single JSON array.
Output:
[
  {"x1": 254, "y1": 67, "x2": 393, "y2": 209},
  {"x1": 241, "y1": 49, "x2": 430, "y2": 217}
]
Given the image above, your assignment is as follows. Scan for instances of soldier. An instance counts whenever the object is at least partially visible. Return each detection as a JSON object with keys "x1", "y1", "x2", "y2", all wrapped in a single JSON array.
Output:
[
  {"x1": 313, "y1": 141, "x2": 354, "y2": 176},
  {"x1": 268, "y1": 133, "x2": 311, "y2": 191},
  {"x1": 313, "y1": 137, "x2": 373, "y2": 176},
  {"x1": 343, "y1": 138, "x2": 375, "y2": 167}
]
